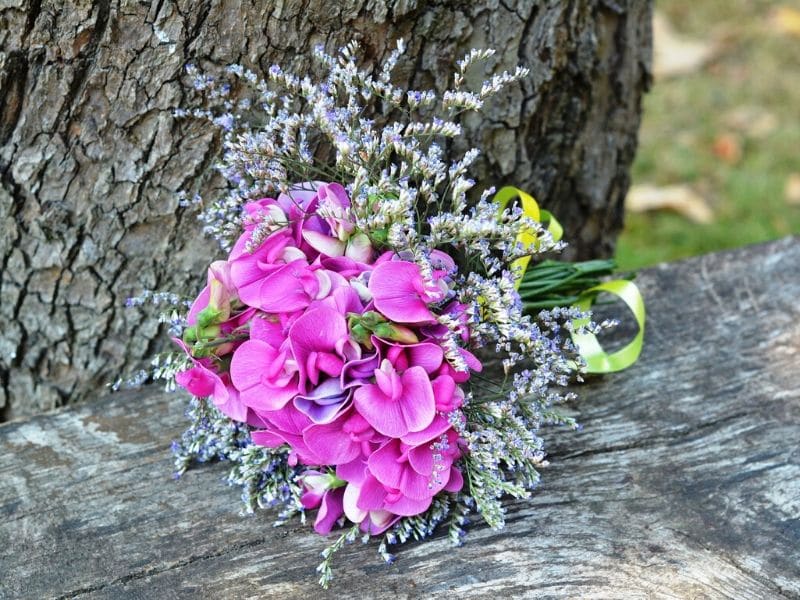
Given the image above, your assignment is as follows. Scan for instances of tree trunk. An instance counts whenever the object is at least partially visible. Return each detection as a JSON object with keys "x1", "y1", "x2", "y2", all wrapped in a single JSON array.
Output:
[{"x1": 0, "y1": 0, "x2": 652, "y2": 420}]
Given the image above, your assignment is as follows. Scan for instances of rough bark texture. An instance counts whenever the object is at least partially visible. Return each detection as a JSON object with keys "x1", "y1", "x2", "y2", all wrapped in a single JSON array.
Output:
[
  {"x1": 0, "y1": 0, "x2": 652, "y2": 419},
  {"x1": 1, "y1": 238, "x2": 798, "y2": 599}
]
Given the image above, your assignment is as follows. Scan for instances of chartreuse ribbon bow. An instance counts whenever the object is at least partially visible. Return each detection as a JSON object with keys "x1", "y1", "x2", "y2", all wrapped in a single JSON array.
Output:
[
  {"x1": 494, "y1": 186, "x2": 645, "y2": 373},
  {"x1": 493, "y1": 186, "x2": 564, "y2": 280}
]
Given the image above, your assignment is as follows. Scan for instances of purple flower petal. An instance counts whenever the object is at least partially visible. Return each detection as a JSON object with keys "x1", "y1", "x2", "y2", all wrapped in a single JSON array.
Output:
[
  {"x1": 304, "y1": 412, "x2": 363, "y2": 465},
  {"x1": 353, "y1": 383, "x2": 406, "y2": 438},
  {"x1": 341, "y1": 351, "x2": 380, "y2": 389},
  {"x1": 398, "y1": 366, "x2": 436, "y2": 433},
  {"x1": 293, "y1": 378, "x2": 351, "y2": 424},
  {"x1": 317, "y1": 182, "x2": 350, "y2": 209},
  {"x1": 353, "y1": 365, "x2": 435, "y2": 437},
  {"x1": 290, "y1": 306, "x2": 348, "y2": 393},
  {"x1": 444, "y1": 466, "x2": 464, "y2": 493},
  {"x1": 383, "y1": 494, "x2": 432, "y2": 517},
  {"x1": 400, "y1": 414, "x2": 451, "y2": 446},
  {"x1": 356, "y1": 474, "x2": 387, "y2": 511},
  {"x1": 313, "y1": 488, "x2": 345, "y2": 535}
]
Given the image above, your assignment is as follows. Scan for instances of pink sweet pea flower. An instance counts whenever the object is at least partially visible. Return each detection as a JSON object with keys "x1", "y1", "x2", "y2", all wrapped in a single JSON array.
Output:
[
  {"x1": 353, "y1": 359, "x2": 436, "y2": 438},
  {"x1": 173, "y1": 339, "x2": 249, "y2": 423},
  {"x1": 276, "y1": 184, "x2": 326, "y2": 255},
  {"x1": 187, "y1": 261, "x2": 237, "y2": 326},
  {"x1": 319, "y1": 254, "x2": 370, "y2": 274},
  {"x1": 313, "y1": 487, "x2": 346, "y2": 534},
  {"x1": 342, "y1": 482, "x2": 399, "y2": 535},
  {"x1": 301, "y1": 183, "x2": 373, "y2": 262},
  {"x1": 367, "y1": 430, "x2": 463, "y2": 504},
  {"x1": 233, "y1": 185, "x2": 320, "y2": 258},
  {"x1": 299, "y1": 470, "x2": 335, "y2": 508},
  {"x1": 175, "y1": 366, "x2": 248, "y2": 424},
  {"x1": 314, "y1": 284, "x2": 364, "y2": 317},
  {"x1": 293, "y1": 377, "x2": 351, "y2": 424},
  {"x1": 229, "y1": 339, "x2": 299, "y2": 412},
  {"x1": 355, "y1": 472, "x2": 433, "y2": 517},
  {"x1": 303, "y1": 409, "x2": 378, "y2": 465},
  {"x1": 302, "y1": 183, "x2": 349, "y2": 258},
  {"x1": 289, "y1": 305, "x2": 353, "y2": 393},
  {"x1": 228, "y1": 199, "x2": 291, "y2": 261},
  {"x1": 232, "y1": 250, "x2": 326, "y2": 313},
  {"x1": 175, "y1": 365, "x2": 216, "y2": 398},
  {"x1": 368, "y1": 260, "x2": 446, "y2": 324},
  {"x1": 299, "y1": 469, "x2": 347, "y2": 534},
  {"x1": 316, "y1": 183, "x2": 354, "y2": 240},
  {"x1": 249, "y1": 405, "x2": 323, "y2": 466},
  {"x1": 430, "y1": 373, "x2": 464, "y2": 412},
  {"x1": 375, "y1": 337, "x2": 444, "y2": 374}
]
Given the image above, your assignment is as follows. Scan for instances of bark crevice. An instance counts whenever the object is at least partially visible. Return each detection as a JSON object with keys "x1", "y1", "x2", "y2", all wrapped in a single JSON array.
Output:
[{"x1": 0, "y1": 0, "x2": 652, "y2": 420}]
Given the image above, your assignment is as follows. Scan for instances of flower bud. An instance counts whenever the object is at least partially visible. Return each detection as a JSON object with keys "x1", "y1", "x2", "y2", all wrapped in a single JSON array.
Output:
[
  {"x1": 197, "y1": 303, "x2": 225, "y2": 329},
  {"x1": 345, "y1": 232, "x2": 373, "y2": 263},
  {"x1": 299, "y1": 469, "x2": 346, "y2": 509},
  {"x1": 372, "y1": 322, "x2": 419, "y2": 344}
]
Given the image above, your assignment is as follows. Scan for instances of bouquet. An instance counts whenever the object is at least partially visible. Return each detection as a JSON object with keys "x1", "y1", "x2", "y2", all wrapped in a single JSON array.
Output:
[{"x1": 140, "y1": 42, "x2": 644, "y2": 586}]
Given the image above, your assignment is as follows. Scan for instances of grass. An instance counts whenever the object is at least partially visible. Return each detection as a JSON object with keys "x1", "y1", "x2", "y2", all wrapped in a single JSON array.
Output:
[{"x1": 615, "y1": 0, "x2": 800, "y2": 269}]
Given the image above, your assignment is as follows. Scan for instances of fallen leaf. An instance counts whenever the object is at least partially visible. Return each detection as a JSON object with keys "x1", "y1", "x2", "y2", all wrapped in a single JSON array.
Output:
[
  {"x1": 785, "y1": 174, "x2": 800, "y2": 206},
  {"x1": 626, "y1": 184, "x2": 714, "y2": 224},
  {"x1": 653, "y1": 12, "x2": 718, "y2": 79},
  {"x1": 712, "y1": 133, "x2": 742, "y2": 164},
  {"x1": 723, "y1": 106, "x2": 779, "y2": 138},
  {"x1": 769, "y1": 6, "x2": 800, "y2": 37}
]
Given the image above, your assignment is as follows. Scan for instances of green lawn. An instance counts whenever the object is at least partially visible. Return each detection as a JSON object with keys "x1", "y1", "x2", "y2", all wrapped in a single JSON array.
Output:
[{"x1": 615, "y1": 1, "x2": 800, "y2": 269}]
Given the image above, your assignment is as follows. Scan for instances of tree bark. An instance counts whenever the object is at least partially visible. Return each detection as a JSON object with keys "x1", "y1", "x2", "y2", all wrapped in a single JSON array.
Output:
[{"x1": 0, "y1": 0, "x2": 652, "y2": 420}]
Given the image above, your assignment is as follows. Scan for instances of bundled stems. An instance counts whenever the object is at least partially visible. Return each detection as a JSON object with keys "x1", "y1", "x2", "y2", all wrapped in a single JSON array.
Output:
[{"x1": 518, "y1": 259, "x2": 623, "y2": 310}]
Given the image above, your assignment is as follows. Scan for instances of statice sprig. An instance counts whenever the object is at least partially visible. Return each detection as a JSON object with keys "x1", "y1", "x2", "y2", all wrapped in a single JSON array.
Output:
[
  {"x1": 317, "y1": 524, "x2": 362, "y2": 588},
  {"x1": 181, "y1": 40, "x2": 528, "y2": 257}
]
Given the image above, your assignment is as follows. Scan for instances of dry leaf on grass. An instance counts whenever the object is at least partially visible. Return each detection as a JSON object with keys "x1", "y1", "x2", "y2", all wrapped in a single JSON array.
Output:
[
  {"x1": 785, "y1": 174, "x2": 800, "y2": 206},
  {"x1": 626, "y1": 184, "x2": 714, "y2": 224},
  {"x1": 769, "y1": 6, "x2": 800, "y2": 37},
  {"x1": 653, "y1": 12, "x2": 718, "y2": 79},
  {"x1": 712, "y1": 133, "x2": 743, "y2": 164}
]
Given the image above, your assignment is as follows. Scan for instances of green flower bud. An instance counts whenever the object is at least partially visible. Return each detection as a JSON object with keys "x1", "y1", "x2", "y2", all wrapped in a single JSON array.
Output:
[
  {"x1": 372, "y1": 322, "x2": 419, "y2": 344},
  {"x1": 197, "y1": 305, "x2": 225, "y2": 329}
]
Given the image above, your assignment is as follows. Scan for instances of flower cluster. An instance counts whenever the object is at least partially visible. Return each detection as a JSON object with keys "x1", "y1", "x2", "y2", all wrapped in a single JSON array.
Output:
[
  {"x1": 158, "y1": 42, "x2": 631, "y2": 587},
  {"x1": 176, "y1": 181, "x2": 481, "y2": 536}
]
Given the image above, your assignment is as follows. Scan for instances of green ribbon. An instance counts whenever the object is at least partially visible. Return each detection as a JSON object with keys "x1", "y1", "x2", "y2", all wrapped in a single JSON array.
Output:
[
  {"x1": 493, "y1": 186, "x2": 645, "y2": 373},
  {"x1": 493, "y1": 186, "x2": 563, "y2": 287},
  {"x1": 570, "y1": 279, "x2": 646, "y2": 373}
]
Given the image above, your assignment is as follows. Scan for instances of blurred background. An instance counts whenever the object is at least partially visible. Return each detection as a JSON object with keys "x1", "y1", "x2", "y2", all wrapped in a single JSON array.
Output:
[{"x1": 616, "y1": 1, "x2": 800, "y2": 269}]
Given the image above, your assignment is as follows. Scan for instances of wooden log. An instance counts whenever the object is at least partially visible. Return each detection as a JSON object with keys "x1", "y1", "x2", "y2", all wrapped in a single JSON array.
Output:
[{"x1": 2, "y1": 237, "x2": 799, "y2": 599}]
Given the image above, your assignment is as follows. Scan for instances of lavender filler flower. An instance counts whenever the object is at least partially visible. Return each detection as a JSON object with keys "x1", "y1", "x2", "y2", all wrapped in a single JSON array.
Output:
[{"x1": 129, "y1": 42, "x2": 626, "y2": 587}]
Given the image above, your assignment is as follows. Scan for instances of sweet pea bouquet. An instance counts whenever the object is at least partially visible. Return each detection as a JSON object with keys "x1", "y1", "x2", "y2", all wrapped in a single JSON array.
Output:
[{"x1": 141, "y1": 42, "x2": 644, "y2": 586}]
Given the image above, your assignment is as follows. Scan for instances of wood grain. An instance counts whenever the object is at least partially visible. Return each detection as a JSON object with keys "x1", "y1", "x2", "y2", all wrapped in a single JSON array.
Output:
[{"x1": 2, "y1": 237, "x2": 799, "y2": 599}]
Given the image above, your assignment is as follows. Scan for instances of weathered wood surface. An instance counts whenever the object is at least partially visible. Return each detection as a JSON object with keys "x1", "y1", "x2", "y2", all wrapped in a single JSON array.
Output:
[
  {"x1": 2, "y1": 237, "x2": 799, "y2": 599},
  {"x1": 0, "y1": 0, "x2": 652, "y2": 420}
]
